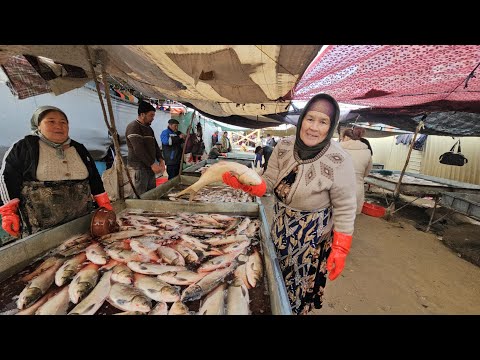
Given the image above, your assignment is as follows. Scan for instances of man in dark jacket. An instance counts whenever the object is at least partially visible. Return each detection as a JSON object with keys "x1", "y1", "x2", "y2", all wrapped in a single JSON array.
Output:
[
  {"x1": 126, "y1": 101, "x2": 165, "y2": 195},
  {"x1": 160, "y1": 118, "x2": 186, "y2": 179}
]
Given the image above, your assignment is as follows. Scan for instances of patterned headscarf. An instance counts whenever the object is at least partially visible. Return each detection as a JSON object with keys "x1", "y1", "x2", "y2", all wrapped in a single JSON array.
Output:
[
  {"x1": 30, "y1": 105, "x2": 71, "y2": 159},
  {"x1": 294, "y1": 93, "x2": 340, "y2": 160}
]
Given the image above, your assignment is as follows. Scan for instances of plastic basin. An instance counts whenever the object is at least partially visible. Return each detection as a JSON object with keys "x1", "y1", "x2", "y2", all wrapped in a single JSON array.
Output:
[{"x1": 362, "y1": 202, "x2": 386, "y2": 217}]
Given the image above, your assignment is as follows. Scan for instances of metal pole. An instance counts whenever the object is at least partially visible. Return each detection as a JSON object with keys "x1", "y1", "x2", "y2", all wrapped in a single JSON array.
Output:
[{"x1": 179, "y1": 110, "x2": 196, "y2": 177}]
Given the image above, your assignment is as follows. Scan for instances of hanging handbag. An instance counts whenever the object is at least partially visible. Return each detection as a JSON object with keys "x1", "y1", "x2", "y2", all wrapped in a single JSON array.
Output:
[{"x1": 439, "y1": 140, "x2": 468, "y2": 166}]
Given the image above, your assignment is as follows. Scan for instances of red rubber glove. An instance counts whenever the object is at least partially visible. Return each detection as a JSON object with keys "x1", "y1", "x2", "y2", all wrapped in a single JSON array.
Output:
[
  {"x1": 326, "y1": 230, "x2": 352, "y2": 281},
  {"x1": 94, "y1": 192, "x2": 113, "y2": 211},
  {"x1": 222, "y1": 172, "x2": 266, "y2": 197},
  {"x1": 0, "y1": 198, "x2": 21, "y2": 237}
]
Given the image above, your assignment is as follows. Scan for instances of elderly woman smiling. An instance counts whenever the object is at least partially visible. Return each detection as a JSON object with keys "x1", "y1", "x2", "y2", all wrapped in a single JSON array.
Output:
[
  {"x1": 0, "y1": 105, "x2": 112, "y2": 239},
  {"x1": 222, "y1": 93, "x2": 357, "y2": 314}
]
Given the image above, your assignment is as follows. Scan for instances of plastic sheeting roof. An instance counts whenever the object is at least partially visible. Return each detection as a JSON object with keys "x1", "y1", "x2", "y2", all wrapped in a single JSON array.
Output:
[
  {"x1": 294, "y1": 45, "x2": 480, "y2": 113},
  {"x1": 0, "y1": 45, "x2": 321, "y2": 128}
]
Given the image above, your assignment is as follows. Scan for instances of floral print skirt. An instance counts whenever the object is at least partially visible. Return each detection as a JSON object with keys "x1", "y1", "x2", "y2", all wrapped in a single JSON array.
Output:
[{"x1": 271, "y1": 200, "x2": 333, "y2": 315}]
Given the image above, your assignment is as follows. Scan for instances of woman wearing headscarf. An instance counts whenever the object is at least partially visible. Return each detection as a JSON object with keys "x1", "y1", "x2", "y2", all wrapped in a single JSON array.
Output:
[
  {"x1": 222, "y1": 94, "x2": 357, "y2": 314},
  {"x1": 0, "y1": 105, "x2": 112, "y2": 238},
  {"x1": 340, "y1": 128, "x2": 373, "y2": 214}
]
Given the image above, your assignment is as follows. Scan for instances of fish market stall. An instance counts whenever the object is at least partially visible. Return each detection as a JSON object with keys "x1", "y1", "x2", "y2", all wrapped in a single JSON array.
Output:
[
  {"x1": 142, "y1": 175, "x2": 256, "y2": 203},
  {"x1": 0, "y1": 199, "x2": 291, "y2": 315},
  {"x1": 366, "y1": 170, "x2": 480, "y2": 197},
  {"x1": 183, "y1": 158, "x2": 253, "y2": 177},
  {"x1": 439, "y1": 192, "x2": 480, "y2": 222},
  {"x1": 219, "y1": 152, "x2": 255, "y2": 161}
]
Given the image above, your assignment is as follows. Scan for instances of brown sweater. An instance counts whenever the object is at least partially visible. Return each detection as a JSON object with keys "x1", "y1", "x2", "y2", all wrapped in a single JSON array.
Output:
[
  {"x1": 263, "y1": 136, "x2": 357, "y2": 235},
  {"x1": 126, "y1": 120, "x2": 163, "y2": 169}
]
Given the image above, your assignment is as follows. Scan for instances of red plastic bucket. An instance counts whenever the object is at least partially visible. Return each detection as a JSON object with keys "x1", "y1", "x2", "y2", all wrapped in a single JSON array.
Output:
[
  {"x1": 156, "y1": 177, "x2": 168, "y2": 187},
  {"x1": 362, "y1": 202, "x2": 386, "y2": 217}
]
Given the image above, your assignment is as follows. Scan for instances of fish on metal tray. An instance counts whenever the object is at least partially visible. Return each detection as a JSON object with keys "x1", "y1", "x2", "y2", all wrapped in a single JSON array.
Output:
[
  {"x1": 246, "y1": 249, "x2": 263, "y2": 288},
  {"x1": 17, "y1": 258, "x2": 65, "y2": 310},
  {"x1": 148, "y1": 301, "x2": 168, "y2": 315},
  {"x1": 35, "y1": 286, "x2": 71, "y2": 315},
  {"x1": 168, "y1": 301, "x2": 191, "y2": 315},
  {"x1": 171, "y1": 161, "x2": 262, "y2": 201},
  {"x1": 126, "y1": 261, "x2": 186, "y2": 275},
  {"x1": 157, "y1": 270, "x2": 206, "y2": 286},
  {"x1": 133, "y1": 274, "x2": 180, "y2": 303},
  {"x1": 69, "y1": 263, "x2": 100, "y2": 304},
  {"x1": 68, "y1": 270, "x2": 112, "y2": 315},
  {"x1": 55, "y1": 252, "x2": 87, "y2": 286},
  {"x1": 85, "y1": 243, "x2": 109, "y2": 265},
  {"x1": 197, "y1": 283, "x2": 227, "y2": 315},
  {"x1": 111, "y1": 264, "x2": 134, "y2": 284},
  {"x1": 107, "y1": 283, "x2": 151, "y2": 313},
  {"x1": 226, "y1": 278, "x2": 250, "y2": 315}
]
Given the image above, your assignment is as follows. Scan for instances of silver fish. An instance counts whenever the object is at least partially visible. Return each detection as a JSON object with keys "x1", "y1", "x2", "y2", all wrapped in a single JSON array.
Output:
[
  {"x1": 69, "y1": 263, "x2": 100, "y2": 304},
  {"x1": 55, "y1": 252, "x2": 87, "y2": 286},
  {"x1": 149, "y1": 301, "x2": 168, "y2": 315},
  {"x1": 168, "y1": 301, "x2": 190, "y2": 315},
  {"x1": 127, "y1": 261, "x2": 186, "y2": 275},
  {"x1": 17, "y1": 258, "x2": 65, "y2": 309},
  {"x1": 108, "y1": 283, "x2": 151, "y2": 313},
  {"x1": 226, "y1": 278, "x2": 250, "y2": 315},
  {"x1": 198, "y1": 283, "x2": 226, "y2": 315},
  {"x1": 246, "y1": 249, "x2": 263, "y2": 288},
  {"x1": 36, "y1": 286, "x2": 70, "y2": 315},
  {"x1": 157, "y1": 270, "x2": 206, "y2": 286},
  {"x1": 133, "y1": 274, "x2": 180, "y2": 303},
  {"x1": 69, "y1": 270, "x2": 112, "y2": 315}
]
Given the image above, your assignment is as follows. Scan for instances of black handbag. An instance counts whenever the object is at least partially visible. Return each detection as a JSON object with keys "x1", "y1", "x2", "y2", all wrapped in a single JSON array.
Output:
[{"x1": 439, "y1": 140, "x2": 468, "y2": 166}]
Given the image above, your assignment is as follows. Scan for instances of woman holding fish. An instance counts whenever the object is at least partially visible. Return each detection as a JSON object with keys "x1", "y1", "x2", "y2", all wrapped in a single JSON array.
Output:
[
  {"x1": 222, "y1": 94, "x2": 357, "y2": 314},
  {"x1": 0, "y1": 106, "x2": 113, "y2": 238}
]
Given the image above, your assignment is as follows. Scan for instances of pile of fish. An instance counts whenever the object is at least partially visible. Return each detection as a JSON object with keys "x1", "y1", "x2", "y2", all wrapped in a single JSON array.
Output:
[
  {"x1": 11, "y1": 210, "x2": 264, "y2": 315},
  {"x1": 169, "y1": 185, "x2": 254, "y2": 203}
]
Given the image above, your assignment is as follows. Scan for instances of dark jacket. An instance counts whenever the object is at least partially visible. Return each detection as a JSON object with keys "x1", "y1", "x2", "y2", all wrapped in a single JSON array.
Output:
[
  {"x1": 126, "y1": 120, "x2": 163, "y2": 169},
  {"x1": 0, "y1": 135, "x2": 105, "y2": 206},
  {"x1": 161, "y1": 127, "x2": 184, "y2": 166},
  {"x1": 208, "y1": 146, "x2": 222, "y2": 159}
]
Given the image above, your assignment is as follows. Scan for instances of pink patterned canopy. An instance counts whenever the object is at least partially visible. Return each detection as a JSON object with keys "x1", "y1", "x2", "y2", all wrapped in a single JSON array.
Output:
[{"x1": 294, "y1": 45, "x2": 480, "y2": 114}]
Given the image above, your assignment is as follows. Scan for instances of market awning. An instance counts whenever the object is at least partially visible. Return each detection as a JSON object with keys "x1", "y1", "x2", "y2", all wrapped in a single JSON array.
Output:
[
  {"x1": 294, "y1": 45, "x2": 480, "y2": 113},
  {"x1": 0, "y1": 45, "x2": 321, "y2": 128}
]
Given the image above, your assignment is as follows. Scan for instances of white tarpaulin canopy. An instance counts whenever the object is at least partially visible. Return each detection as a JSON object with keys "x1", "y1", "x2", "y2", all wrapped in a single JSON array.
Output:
[{"x1": 0, "y1": 45, "x2": 321, "y2": 128}]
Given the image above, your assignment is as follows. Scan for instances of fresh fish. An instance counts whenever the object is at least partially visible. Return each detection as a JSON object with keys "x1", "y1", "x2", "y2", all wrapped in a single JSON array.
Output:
[
  {"x1": 98, "y1": 229, "x2": 152, "y2": 244},
  {"x1": 130, "y1": 239, "x2": 161, "y2": 261},
  {"x1": 85, "y1": 243, "x2": 109, "y2": 265},
  {"x1": 204, "y1": 234, "x2": 249, "y2": 247},
  {"x1": 244, "y1": 219, "x2": 261, "y2": 237},
  {"x1": 233, "y1": 263, "x2": 251, "y2": 289},
  {"x1": 57, "y1": 241, "x2": 92, "y2": 257},
  {"x1": 114, "y1": 311, "x2": 144, "y2": 315},
  {"x1": 157, "y1": 270, "x2": 206, "y2": 286},
  {"x1": 105, "y1": 248, "x2": 149, "y2": 263},
  {"x1": 69, "y1": 263, "x2": 100, "y2": 304},
  {"x1": 107, "y1": 283, "x2": 151, "y2": 313},
  {"x1": 236, "y1": 217, "x2": 251, "y2": 235},
  {"x1": 172, "y1": 161, "x2": 262, "y2": 201},
  {"x1": 179, "y1": 234, "x2": 209, "y2": 250},
  {"x1": 226, "y1": 278, "x2": 250, "y2": 315},
  {"x1": 156, "y1": 246, "x2": 185, "y2": 266},
  {"x1": 99, "y1": 259, "x2": 120, "y2": 272},
  {"x1": 127, "y1": 261, "x2": 186, "y2": 275},
  {"x1": 198, "y1": 283, "x2": 226, "y2": 315},
  {"x1": 36, "y1": 286, "x2": 70, "y2": 315},
  {"x1": 181, "y1": 263, "x2": 237, "y2": 302},
  {"x1": 17, "y1": 258, "x2": 65, "y2": 309},
  {"x1": 149, "y1": 301, "x2": 168, "y2": 315},
  {"x1": 246, "y1": 249, "x2": 263, "y2": 288},
  {"x1": 21, "y1": 256, "x2": 60, "y2": 282},
  {"x1": 16, "y1": 287, "x2": 61, "y2": 315},
  {"x1": 55, "y1": 234, "x2": 92, "y2": 253},
  {"x1": 133, "y1": 274, "x2": 180, "y2": 303},
  {"x1": 55, "y1": 252, "x2": 87, "y2": 286},
  {"x1": 197, "y1": 250, "x2": 243, "y2": 273},
  {"x1": 168, "y1": 301, "x2": 190, "y2": 315},
  {"x1": 68, "y1": 270, "x2": 112, "y2": 315},
  {"x1": 170, "y1": 243, "x2": 199, "y2": 264},
  {"x1": 219, "y1": 240, "x2": 250, "y2": 254},
  {"x1": 111, "y1": 264, "x2": 134, "y2": 284}
]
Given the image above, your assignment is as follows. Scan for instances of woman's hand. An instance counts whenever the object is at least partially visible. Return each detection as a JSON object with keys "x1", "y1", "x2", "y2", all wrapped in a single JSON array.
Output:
[
  {"x1": 222, "y1": 172, "x2": 266, "y2": 197},
  {"x1": 326, "y1": 230, "x2": 353, "y2": 281}
]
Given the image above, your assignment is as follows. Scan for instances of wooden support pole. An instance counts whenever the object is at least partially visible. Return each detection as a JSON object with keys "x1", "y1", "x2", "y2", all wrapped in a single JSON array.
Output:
[
  {"x1": 385, "y1": 120, "x2": 425, "y2": 219},
  {"x1": 426, "y1": 194, "x2": 439, "y2": 232}
]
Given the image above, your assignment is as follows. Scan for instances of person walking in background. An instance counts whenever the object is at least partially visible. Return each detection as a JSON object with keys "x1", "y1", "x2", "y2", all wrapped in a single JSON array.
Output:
[
  {"x1": 353, "y1": 126, "x2": 373, "y2": 155},
  {"x1": 211, "y1": 131, "x2": 219, "y2": 147},
  {"x1": 161, "y1": 118, "x2": 186, "y2": 179},
  {"x1": 126, "y1": 101, "x2": 165, "y2": 196},
  {"x1": 254, "y1": 146, "x2": 263, "y2": 168},
  {"x1": 0, "y1": 105, "x2": 113, "y2": 238},
  {"x1": 340, "y1": 128, "x2": 373, "y2": 214},
  {"x1": 220, "y1": 131, "x2": 232, "y2": 153},
  {"x1": 222, "y1": 93, "x2": 357, "y2": 314},
  {"x1": 261, "y1": 144, "x2": 273, "y2": 173}
]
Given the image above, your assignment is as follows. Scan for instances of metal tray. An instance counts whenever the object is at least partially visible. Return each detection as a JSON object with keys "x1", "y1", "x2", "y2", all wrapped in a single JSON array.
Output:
[
  {"x1": 0, "y1": 199, "x2": 291, "y2": 315},
  {"x1": 440, "y1": 192, "x2": 480, "y2": 221}
]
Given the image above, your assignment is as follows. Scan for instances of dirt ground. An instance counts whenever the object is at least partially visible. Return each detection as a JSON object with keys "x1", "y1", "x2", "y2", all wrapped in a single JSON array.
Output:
[{"x1": 260, "y1": 184, "x2": 480, "y2": 315}]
